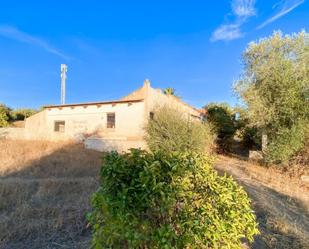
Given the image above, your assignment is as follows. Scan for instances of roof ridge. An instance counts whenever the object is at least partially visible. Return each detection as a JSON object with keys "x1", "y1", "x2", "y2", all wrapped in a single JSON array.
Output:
[{"x1": 43, "y1": 99, "x2": 144, "y2": 109}]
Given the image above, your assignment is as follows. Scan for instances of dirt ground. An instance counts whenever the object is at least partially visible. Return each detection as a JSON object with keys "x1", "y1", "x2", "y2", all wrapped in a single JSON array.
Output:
[
  {"x1": 1, "y1": 139, "x2": 309, "y2": 248},
  {"x1": 215, "y1": 155, "x2": 309, "y2": 249},
  {"x1": 0, "y1": 140, "x2": 102, "y2": 249}
]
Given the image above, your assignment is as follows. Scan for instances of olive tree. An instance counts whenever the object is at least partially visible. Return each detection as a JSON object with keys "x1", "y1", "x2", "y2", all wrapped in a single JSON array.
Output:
[{"x1": 234, "y1": 31, "x2": 309, "y2": 163}]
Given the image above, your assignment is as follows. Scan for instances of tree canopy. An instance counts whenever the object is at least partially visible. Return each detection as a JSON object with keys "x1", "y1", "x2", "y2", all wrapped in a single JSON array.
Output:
[{"x1": 234, "y1": 31, "x2": 309, "y2": 162}]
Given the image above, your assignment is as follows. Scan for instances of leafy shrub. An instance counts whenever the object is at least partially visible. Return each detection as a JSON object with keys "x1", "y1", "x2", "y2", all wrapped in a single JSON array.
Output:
[
  {"x1": 0, "y1": 104, "x2": 11, "y2": 127},
  {"x1": 232, "y1": 107, "x2": 261, "y2": 150},
  {"x1": 11, "y1": 108, "x2": 37, "y2": 121},
  {"x1": 204, "y1": 103, "x2": 237, "y2": 152},
  {"x1": 265, "y1": 121, "x2": 308, "y2": 163},
  {"x1": 88, "y1": 149, "x2": 259, "y2": 248},
  {"x1": 145, "y1": 106, "x2": 214, "y2": 154},
  {"x1": 240, "y1": 126, "x2": 261, "y2": 150}
]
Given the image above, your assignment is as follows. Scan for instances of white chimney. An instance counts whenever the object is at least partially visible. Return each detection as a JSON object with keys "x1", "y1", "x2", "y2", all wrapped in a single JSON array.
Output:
[{"x1": 60, "y1": 64, "x2": 67, "y2": 105}]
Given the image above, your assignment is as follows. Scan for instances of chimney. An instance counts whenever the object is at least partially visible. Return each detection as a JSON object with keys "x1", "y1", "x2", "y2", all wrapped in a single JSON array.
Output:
[
  {"x1": 144, "y1": 79, "x2": 151, "y2": 88},
  {"x1": 60, "y1": 64, "x2": 67, "y2": 105}
]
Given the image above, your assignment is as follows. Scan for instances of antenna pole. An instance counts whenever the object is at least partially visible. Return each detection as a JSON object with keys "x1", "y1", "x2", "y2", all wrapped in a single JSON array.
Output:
[{"x1": 61, "y1": 64, "x2": 67, "y2": 105}]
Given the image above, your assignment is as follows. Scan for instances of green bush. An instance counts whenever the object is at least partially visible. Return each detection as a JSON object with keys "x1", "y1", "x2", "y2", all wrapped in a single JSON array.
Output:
[
  {"x1": 265, "y1": 121, "x2": 308, "y2": 163},
  {"x1": 204, "y1": 103, "x2": 237, "y2": 152},
  {"x1": 0, "y1": 104, "x2": 11, "y2": 127},
  {"x1": 88, "y1": 149, "x2": 259, "y2": 248},
  {"x1": 240, "y1": 126, "x2": 261, "y2": 150},
  {"x1": 145, "y1": 106, "x2": 214, "y2": 154},
  {"x1": 11, "y1": 108, "x2": 37, "y2": 121}
]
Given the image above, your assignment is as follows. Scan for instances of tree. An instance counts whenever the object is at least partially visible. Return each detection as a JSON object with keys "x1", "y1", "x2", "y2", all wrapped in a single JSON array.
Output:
[
  {"x1": 163, "y1": 87, "x2": 176, "y2": 95},
  {"x1": 11, "y1": 108, "x2": 38, "y2": 121},
  {"x1": 204, "y1": 103, "x2": 237, "y2": 152},
  {"x1": 0, "y1": 104, "x2": 11, "y2": 127},
  {"x1": 234, "y1": 31, "x2": 309, "y2": 162},
  {"x1": 233, "y1": 106, "x2": 261, "y2": 150}
]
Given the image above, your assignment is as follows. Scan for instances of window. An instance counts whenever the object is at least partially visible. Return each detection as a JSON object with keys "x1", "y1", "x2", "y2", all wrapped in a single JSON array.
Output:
[
  {"x1": 107, "y1": 113, "x2": 115, "y2": 128},
  {"x1": 54, "y1": 121, "x2": 65, "y2": 132},
  {"x1": 149, "y1": 112, "x2": 155, "y2": 120}
]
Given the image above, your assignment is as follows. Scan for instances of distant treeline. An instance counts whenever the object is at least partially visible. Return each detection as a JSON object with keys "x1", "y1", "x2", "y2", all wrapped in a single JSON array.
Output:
[{"x1": 0, "y1": 104, "x2": 38, "y2": 127}]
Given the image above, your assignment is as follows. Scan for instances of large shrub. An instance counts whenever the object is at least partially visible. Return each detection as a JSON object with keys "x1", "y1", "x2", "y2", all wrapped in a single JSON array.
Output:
[
  {"x1": 0, "y1": 104, "x2": 11, "y2": 127},
  {"x1": 265, "y1": 121, "x2": 307, "y2": 163},
  {"x1": 204, "y1": 103, "x2": 237, "y2": 152},
  {"x1": 88, "y1": 149, "x2": 259, "y2": 248},
  {"x1": 233, "y1": 107, "x2": 261, "y2": 150},
  {"x1": 145, "y1": 106, "x2": 214, "y2": 154},
  {"x1": 234, "y1": 31, "x2": 309, "y2": 163}
]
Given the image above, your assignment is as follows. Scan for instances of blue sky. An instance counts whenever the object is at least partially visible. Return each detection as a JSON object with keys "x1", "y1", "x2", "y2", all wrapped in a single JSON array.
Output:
[{"x1": 0, "y1": 0, "x2": 308, "y2": 109}]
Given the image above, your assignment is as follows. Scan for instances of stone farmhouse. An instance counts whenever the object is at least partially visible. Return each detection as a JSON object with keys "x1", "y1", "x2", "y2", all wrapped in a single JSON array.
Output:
[{"x1": 23, "y1": 80, "x2": 201, "y2": 151}]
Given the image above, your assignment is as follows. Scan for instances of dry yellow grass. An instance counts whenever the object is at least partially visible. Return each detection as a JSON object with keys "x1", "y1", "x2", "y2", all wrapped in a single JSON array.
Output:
[
  {"x1": 1, "y1": 139, "x2": 309, "y2": 248},
  {"x1": 0, "y1": 139, "x2": 102, "y2": 249},
  {"x1": 215, "y1": 155, "x2": 309, "y2": 249},
  {"x1": 0, "y1": 139, "x2": 101, "y2": 178}
]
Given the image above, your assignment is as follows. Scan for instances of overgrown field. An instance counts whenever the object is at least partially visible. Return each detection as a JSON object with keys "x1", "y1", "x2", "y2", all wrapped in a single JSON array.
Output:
[
  {"x1": 0, "y1": 139, "x2": 308, "y2": 248},
  {"x1": 0, "y1": 140, "x2": 101, "y2": 249},
  {"x1": 215, "y1": 156, "x2": 309, "y2": 249}
]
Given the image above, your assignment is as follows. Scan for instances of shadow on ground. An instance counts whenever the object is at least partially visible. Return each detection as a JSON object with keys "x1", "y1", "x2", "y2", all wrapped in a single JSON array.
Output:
[
  {"x1": 1, "y1": 140, "x2": 309, "y2": 249},
  {"x1": 0, "y1": 141, "x2": 102, "y2": 249}
]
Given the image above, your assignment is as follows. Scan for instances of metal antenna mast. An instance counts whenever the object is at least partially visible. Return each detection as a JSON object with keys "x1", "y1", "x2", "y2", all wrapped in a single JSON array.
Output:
[{"x1": 61, "y1": 64, "x2": 67, "y2": 105}]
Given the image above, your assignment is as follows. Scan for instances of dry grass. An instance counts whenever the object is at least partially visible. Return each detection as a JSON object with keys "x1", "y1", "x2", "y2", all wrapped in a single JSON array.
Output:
[
  {"x1": 10, "y1": 121, "x2": 25, "y2": 128},
  {"x1": 284, "y1": 140, "x2": 309, "y2": 178},
  {"x1": 1, "y1": 139, "x2": 309, "y2": 248},
  {"x1": 0, "y1": 139, "x2": 102, "y2": 249},
  {"x1": 0, "y1": 139, "x2": 101, "y2": 178},
  {"x1": 215, "y1": 155, "x2": 309, "y2": 249}
]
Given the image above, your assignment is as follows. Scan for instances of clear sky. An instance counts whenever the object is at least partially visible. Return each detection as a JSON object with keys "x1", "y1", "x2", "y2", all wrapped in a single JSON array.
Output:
[{"x1": 0, "y1": 0, "x2": 308, "y2": 109}]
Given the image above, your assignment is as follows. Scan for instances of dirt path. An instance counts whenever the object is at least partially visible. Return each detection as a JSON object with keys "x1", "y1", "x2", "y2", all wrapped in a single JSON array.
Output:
[{"x1": 215, "y1": 156, "x2": 309, "y2": 249}]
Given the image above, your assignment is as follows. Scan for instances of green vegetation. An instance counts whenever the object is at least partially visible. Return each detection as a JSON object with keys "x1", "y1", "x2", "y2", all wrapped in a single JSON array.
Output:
[
  {"x1": 233, "y1": 107, "x2": 261, "y2": 150},
  {"x1": 88, "y1": 150, "x2": 259, "y2": 249},
  {"x1": 145, "y1": 106, "x2": 214, "y2": 154},
  {"x1": 89, "y1": 105, "x2": 258, "y2": 248},
  {"x1": 0, "y1": 104, "x2": 11, "y2": 127},
  {"x1": 234, "y1": 31, "x2": 309, "y2": 163},
  {"x1": 10, "y1": 108, "x2": 38, "y2": 121},
  {"x1": 163, "y1": 87, "x2": 176, "y2": 95},
  {"x1": 204, "y1": 103, "x2": 237, "y2": 152},
  {"x1": 0, "y1": 103, "x2": 37, "y2": 127}
]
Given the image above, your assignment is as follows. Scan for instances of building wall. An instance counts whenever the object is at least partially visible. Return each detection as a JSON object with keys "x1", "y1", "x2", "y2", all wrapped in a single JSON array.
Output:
[
  {"x1": 0, "y1": 128, "x2": 26, "y2": 140},
  {"x1": 146, "y1": 86, "x2": 200, "y2": 118},
  {"x1": 122, "y1": 81, "x2": 201, "y2": 120},
  {"x1": 25, "y1": 101, "x2": 146, "y2": 141},
  {"x1": 84, "y1": 137, "x2": 146, "y2": 152},
  {"x1": 23, "y1": 81, "x2": 201, "y2": 152},
  {"x1": 24, "y1": 110, "x2": 49, "y2": 139}
]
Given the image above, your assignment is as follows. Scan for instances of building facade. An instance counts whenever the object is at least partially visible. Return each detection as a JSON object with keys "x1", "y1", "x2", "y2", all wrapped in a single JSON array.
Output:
[{"x1": 24, "y1": 80, "x2": 201, "y2": 151}]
